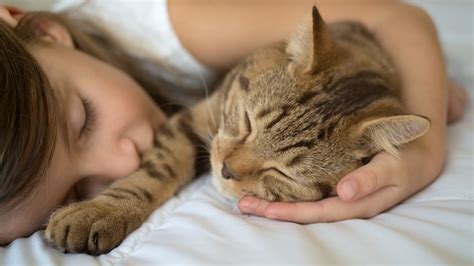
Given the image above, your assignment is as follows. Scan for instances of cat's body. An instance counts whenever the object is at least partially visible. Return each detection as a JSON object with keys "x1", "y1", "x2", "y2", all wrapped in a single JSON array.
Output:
[{"x1": 46, "y1": 7, "x2": 429, "y2": 254}]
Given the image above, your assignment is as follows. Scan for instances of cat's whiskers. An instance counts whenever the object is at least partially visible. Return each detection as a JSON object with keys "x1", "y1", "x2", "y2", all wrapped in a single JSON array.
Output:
[
  {"x1": 195, "y1": 144, "x2": 211, "y2": 153},
  {"x1": 192, "y1": 130, "x2": 213, "y2": 148}
]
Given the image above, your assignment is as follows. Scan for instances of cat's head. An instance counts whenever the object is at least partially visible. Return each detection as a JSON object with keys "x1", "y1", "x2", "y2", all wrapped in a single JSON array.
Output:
[{"x1": 210, "y1": 6, "x2": 430, "y2": 202}]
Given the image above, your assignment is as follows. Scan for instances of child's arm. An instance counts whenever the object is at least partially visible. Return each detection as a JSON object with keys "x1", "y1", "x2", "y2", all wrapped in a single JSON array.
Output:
[
  {"x1": 169, "y1": 0, "x2": 449, "y2": 223},
  {"x1": 170, "y1": 0, "x2": 407, "y2": 69}
]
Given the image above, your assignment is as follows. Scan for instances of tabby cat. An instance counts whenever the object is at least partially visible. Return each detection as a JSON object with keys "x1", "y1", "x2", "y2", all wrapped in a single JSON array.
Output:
[{"x1": 46, "y1": 6, "x2": 430, "y2": 254}]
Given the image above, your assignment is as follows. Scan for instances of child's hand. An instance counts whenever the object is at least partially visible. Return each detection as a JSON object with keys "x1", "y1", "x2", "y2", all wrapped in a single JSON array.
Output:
[{"x1": 238, "y1": 141, "x2": 442, "y2": 223}]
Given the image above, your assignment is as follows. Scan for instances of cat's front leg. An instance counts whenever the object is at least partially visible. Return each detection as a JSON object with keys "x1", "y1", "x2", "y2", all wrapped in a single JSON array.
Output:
[
  {"x1": 45, "y1": 166, "x2": 180, "y2": 255},
  {"x1": 45, "y1": 184, "x2": 147, "y2": 255}
]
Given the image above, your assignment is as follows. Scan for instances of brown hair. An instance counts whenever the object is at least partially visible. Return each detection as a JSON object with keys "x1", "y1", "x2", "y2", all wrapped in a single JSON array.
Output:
[
  {"x1": 0, "y1": 17, "x2": 57, "y2": 211},
  {"x1": 0, "y1": 11, "x2": 181, "y2": 211}
]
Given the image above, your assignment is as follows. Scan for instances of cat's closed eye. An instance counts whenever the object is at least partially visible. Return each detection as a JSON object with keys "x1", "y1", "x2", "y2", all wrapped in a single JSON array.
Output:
[{"x1": 259, "y1": 167, "x2": 295, "y2": 182}]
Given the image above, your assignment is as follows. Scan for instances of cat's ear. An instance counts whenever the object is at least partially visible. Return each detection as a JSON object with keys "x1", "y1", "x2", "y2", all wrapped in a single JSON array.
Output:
[
  {"x1": 356, "y1": 115, "x2": 431, "y2": 157},
  {"x1": 286, "y1": 6, "x2": 338, "y2": 75}
]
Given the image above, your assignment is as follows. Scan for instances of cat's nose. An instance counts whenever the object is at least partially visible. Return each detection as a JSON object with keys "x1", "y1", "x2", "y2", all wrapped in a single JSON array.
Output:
[{"x1": 221, "y1": 161, "x2": 237, "y2": 180}]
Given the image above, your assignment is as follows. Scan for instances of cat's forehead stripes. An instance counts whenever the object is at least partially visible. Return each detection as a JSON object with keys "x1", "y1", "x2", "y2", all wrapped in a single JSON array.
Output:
[
  {"x1": 239, "y1": 68, "x2": 397, "y2": 159},
  {"x1": 264, "y1": 104, "x2": 292, "y2": 130},
  {"x1": 255, "y1": 107, "x2": 274, "y2": 119},
  {"x1": 285, "y1": 119, "x2": 321, "y2": 139},
  {"x1": 219, "y1": 65, "x2": 242, "y2": 105},
  {"x1": 276, "y1": 139, "x2": 316, "y2": 153},
  {"x1": 241, "y1": 69, "x2": 390, "y2": 141}
]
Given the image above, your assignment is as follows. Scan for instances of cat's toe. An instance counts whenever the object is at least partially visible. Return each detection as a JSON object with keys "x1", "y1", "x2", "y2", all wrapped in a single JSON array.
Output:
[
  {"x1": 86, "y1": 215, "x2": 128, "y2": 255},
  {"x1": 45, "y1": 204, "x2": 91, "y2": 253},
  {"x1": 45, "y1": 202, "x2": 123, "y2": 254}
]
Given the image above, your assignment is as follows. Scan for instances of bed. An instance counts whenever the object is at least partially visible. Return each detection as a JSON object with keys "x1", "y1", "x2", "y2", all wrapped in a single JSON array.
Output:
[{"x1": 1, "y1": 0, "x2": 473, "y2": 264}]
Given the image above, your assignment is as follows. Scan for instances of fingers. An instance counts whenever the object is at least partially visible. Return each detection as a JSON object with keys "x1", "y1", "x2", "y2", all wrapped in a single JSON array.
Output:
[
  {"x1": 239, "y1": 196, "x2": 272, "y2": 216},
  {"x1": 337, "y1": 152, "x2": 399, "y2": 201},
  {"x1": 239, "y1": 185, "x2": 402, "y2": 224},
  {"x1": 239, "y1": 197, "x2": 338, "y2": 223}
]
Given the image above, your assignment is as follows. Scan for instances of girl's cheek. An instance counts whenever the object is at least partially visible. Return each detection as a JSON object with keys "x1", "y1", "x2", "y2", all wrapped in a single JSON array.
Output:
[{"x1": 75, "y1": 176, "x2": 121, "y2": 200}]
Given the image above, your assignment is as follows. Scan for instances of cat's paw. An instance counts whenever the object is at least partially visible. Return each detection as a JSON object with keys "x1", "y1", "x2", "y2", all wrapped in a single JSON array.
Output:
[{"x1": 45, "y1": 200, "x2": 131, "y2": 255}]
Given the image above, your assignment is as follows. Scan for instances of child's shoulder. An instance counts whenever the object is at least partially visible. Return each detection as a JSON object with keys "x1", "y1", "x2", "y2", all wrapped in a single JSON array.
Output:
[{"x1": 55, "y1": 0, "x2": 217, "y2": 89}]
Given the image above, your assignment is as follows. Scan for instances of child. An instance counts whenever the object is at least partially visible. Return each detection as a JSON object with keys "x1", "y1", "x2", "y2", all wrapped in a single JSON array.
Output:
[{"x1": 0, "y1": 0, "x2": 468, "y2": 244}]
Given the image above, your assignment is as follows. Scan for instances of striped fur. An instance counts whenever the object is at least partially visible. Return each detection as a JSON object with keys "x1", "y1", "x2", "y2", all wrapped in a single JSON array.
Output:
[{"x1": 46, "y1": 6, "x2": 430, "y2": 254}]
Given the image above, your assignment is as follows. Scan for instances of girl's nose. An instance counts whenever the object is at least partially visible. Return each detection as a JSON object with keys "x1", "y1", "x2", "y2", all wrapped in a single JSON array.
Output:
[
  {"x1": 108, "y1": 137, "x2": 141, "y2": 177},
  {"x1": 82, "y1": 137, "x2": 141, "y2": 180},
  {"x1": 76, "y1": 137, "x2": 141, "y2": 199}
]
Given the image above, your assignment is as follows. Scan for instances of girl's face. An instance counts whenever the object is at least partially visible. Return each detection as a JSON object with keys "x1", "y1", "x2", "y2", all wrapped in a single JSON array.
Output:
[{"x1": 0, "y1": 8, "x2": 167, "y2": 243}]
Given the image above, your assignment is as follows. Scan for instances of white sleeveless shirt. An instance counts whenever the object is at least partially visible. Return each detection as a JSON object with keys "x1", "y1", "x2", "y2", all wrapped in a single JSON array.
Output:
[{"x1": 52, "y1": 0, "x2": 217, "y2": 93}]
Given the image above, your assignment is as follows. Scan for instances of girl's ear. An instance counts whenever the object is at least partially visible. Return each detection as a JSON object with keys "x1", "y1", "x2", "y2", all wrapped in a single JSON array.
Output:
[
  {"x1": 0, "y1": 6, "x2": 25, "y2": 27},
  {"x1": 35, "y1": 18, "x2": 74, "y2": 48}
]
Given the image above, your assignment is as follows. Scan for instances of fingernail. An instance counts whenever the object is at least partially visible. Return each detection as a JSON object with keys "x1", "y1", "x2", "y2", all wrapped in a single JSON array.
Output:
[{"x1": 340, "y1": 180, "x2": 357, "y2": 199}]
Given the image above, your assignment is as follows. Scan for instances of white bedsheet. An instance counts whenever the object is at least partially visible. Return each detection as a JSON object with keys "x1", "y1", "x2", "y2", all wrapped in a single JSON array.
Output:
[{"x1": 1, "y1": 1, "x2": 473, "y2": 265}]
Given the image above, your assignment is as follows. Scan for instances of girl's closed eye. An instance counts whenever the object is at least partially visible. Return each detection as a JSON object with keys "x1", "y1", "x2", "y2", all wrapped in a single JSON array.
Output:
[{"x1": 80, "y1": 97, "x2": 97, "y2": 137}]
